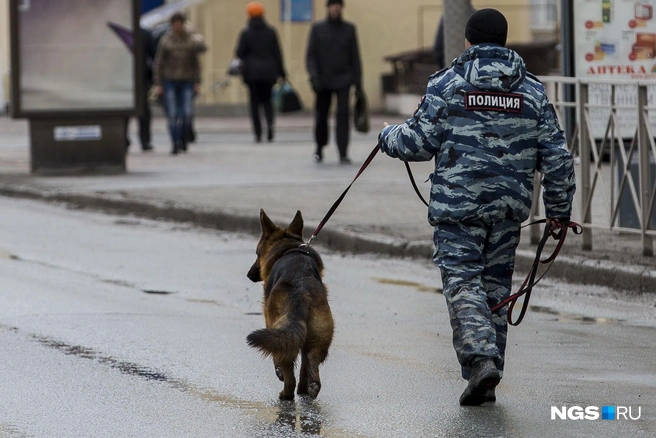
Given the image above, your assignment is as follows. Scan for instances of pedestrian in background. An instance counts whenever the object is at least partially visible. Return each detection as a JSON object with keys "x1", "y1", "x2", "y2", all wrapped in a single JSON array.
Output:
[
  {"x1": 139, "y1": 27, "x2": 156, "y2": 152},
  {"x1": 378, "y1": 9, "x2": 575, "y2": 406},
  {"x1": 433, "y1": 0, "x2": 476, "y2": 69},
  {"x1": 153, "y1": 12, "x2": 205, "y2": 155},
  {"x1": 152, "y1": 20, "x2": 206, "y2": 146},
  {"x1": 235, "y1": 2, "x2": 286, "y2": 143},
  {"x1": 306, "y1": 0, "x2": 362, "y2": 164}
]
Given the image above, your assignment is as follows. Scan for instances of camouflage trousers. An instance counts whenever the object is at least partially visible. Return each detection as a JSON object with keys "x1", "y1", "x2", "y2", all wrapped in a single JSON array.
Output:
[{"x1": 433, "y1": 219, "x2": 521, "y2": 380}]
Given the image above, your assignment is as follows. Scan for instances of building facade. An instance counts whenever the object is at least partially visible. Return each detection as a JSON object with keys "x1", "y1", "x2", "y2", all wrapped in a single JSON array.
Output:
[{"x1": 0, "y1": 0, "x2": 553, "y2": 113}]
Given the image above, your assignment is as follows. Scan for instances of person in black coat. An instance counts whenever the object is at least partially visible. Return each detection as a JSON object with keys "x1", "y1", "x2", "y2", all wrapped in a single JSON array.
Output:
[
  {"x1": 306, "y1": 0, "x2": 362, "y2": 164},
  {"x1": 140, "y1": 27, "x2": 156, "y2": 151},
  {"x1": 236, "y1": 2, "x2": 286, "y2": 143}
]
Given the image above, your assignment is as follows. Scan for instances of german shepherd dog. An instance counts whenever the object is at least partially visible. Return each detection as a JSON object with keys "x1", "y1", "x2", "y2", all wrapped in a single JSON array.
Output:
[{"x1": 246, "y1": 210, "x2": 334, "y2": 400}]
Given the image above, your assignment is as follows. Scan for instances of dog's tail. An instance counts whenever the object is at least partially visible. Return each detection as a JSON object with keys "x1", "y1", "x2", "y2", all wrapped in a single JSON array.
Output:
[{"x1": 247, "y1": 310, "x2": 308, "y2": 358}]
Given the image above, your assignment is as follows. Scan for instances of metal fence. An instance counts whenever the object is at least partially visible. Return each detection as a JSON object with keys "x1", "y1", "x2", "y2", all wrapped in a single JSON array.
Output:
[{"x1": 532, "y1": 77, "x2": 656, "y2": 256}]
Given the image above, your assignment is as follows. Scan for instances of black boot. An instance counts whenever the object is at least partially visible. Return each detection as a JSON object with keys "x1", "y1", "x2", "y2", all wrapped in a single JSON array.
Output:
[
  {"x1": 459, "y1": 358, "x2": 500, "y2": 406},
  {"x1": 267, "y1": 127, "x2": 274, "y2": 142}
]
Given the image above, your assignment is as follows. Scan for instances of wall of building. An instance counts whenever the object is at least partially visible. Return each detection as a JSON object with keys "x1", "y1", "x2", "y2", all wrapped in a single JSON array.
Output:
[
  {"x1": 0, "y1": 0, "x2": 533, "y2": 113},
  {"x1": 189, "y1": 0, "x2": 532, "y2": 111}
]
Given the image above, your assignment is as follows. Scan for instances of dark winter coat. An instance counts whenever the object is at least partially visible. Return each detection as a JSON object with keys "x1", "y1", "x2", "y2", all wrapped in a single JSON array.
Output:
[
  {"x1": 236, "y1": 17, "x2": 285, "y2": 84},
  {"x1": 142, "y1": 27, "x2": 156, "y2": 83},
  {"x1": 306, "y1": 17, "x2": 362, "y2": 91}
]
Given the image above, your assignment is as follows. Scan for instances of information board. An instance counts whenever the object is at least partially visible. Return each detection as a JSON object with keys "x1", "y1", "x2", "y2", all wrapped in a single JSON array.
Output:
[
  {"x1": 574, "y1": 0, "x2": 656, "y2": 138},
  {"x1": 12, "y1": 0, "x2": 138, "y2": 116}
]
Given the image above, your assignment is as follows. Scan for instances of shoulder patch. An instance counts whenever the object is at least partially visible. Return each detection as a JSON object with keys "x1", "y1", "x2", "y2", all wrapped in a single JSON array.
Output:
[{"x1": 465, "y1": 91, "x2": 523, "y2": 114}]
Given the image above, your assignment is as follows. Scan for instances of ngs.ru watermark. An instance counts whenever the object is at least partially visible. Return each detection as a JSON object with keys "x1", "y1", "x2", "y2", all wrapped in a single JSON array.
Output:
[{"x1": 551, "y1": 405, "x2": 642, "y2": 421}]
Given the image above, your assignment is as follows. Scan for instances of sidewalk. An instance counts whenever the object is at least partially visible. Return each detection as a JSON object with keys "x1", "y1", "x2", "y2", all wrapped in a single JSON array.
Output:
[{"x1": 0, "y1": 114, "x2": 654, "y2": 293}]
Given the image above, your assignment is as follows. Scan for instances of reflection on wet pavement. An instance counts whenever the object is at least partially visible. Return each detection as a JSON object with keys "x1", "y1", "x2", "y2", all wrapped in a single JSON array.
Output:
[{"x1": 4, "y1": 325, "x2": 361, "y2": 437}]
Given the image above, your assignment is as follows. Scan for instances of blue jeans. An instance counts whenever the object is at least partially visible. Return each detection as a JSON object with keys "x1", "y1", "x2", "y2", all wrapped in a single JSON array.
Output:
[{"x1": 163, "y1": 80, "x2": 194, "y2": 147}]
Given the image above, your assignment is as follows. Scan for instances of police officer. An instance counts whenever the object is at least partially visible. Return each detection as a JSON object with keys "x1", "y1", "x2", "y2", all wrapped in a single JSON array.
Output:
[{"x1": 378, "y1": 9, "x2": 575, "y2": 406}]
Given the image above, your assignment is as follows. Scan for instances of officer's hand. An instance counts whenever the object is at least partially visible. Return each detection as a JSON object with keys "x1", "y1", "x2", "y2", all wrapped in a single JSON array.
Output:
[
  {"x1": 546, "y1": 217, "x2": 569, "y2": 232},
  {"x1": 378, "y1": 123, "x2": 390, "y2": 152}
]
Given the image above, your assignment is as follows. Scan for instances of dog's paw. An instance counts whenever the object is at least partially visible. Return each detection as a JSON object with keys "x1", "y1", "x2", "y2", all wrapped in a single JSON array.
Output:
[
  {"x1": 275, "y1": 367, "x2": 284, "y2": 382},
  {"x1": 307, "y1": 382, "x2": 321, "y2": 399},
  {"x1": 279, "y1": 391, "x2": 295, "y2": 401}
]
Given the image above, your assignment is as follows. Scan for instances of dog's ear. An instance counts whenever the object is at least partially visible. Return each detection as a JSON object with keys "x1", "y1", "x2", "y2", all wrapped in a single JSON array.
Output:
[
  {"x1": 260, "y1": 209, "x2": 278, "y2": 236},
  {"x1": 288, "y1": 210, "x2": 304, "y2": 237}
]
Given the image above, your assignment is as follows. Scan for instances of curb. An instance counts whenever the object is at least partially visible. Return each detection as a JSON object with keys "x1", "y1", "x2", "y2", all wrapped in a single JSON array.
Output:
[{"x1": 1, "y1": 183, "x2": 655, "y2": 294}]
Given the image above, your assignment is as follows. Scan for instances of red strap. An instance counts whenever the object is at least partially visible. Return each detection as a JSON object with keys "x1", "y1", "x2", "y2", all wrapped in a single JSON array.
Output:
[{"x1": 490, "y1": 220, "x2": 582, "y2": 326}]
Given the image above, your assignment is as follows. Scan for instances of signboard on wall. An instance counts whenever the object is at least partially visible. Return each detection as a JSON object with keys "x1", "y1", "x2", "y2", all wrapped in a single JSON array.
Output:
[
  {"x1": 574, "y1": 0, "x2": 656, "y2": 138},
  {"x1": 280, "y1": 0, "x2": 313, "y2": 22},
  {"x1": 11, "y1": 0, "x2": 141, "y2": 117}
]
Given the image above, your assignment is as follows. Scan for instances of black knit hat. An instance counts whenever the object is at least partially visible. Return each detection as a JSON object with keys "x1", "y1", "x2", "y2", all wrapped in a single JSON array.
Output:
[
  {"x1": 327, "y1": 0, "x2": 343, "y2": 6},
  {"x1": 465, "y1": 8, "x2": 508, "y2": 47}
]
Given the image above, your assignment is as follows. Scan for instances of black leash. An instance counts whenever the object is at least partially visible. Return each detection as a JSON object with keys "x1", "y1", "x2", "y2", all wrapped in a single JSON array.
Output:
[
  {"x1": 305, "y1": 144, "x2": 381, "y2": 245},
  {"x1": 405, "y1": 162, "x2": 430, "y2": 207}
]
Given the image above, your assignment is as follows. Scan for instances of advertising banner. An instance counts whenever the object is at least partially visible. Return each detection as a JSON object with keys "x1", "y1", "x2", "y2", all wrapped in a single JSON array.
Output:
[
  {"x1": 574, "y1": 0, "x2": 656, "y2": 138},
  {"x1": 12, "y1": 0, "x2": 137, "y2": 116}
]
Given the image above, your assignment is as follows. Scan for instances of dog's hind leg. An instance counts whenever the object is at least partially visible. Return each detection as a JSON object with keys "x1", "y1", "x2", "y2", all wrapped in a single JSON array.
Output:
[
  {"x1": 297, "y1": 350, "x2": 309, "y2": 395},
  {"x1": 278, "y1": 361, "x2": 296, "y2": 400},
  {"x1": 273, "y1": 361, "x2": 284, "y2": 382},
  {"x1": 305, "y1": 349, "x2": 326, "y2": 399}
]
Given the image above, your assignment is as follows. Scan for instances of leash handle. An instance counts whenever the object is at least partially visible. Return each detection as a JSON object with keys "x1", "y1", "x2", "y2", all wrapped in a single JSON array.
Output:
[{"x1": 308, "y1": 144, "x2": 381, "y2": 244}]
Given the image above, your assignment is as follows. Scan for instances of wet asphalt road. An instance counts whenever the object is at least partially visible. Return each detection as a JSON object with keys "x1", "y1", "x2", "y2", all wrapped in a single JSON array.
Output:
[{"x1": 0, "y1": 198, "x2": 655, "y2": 438}]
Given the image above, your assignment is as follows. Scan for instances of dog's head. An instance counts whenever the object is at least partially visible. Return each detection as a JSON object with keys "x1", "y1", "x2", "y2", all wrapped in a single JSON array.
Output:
[{"x1": 247, "y1": 209, "x2": 304, "y2": 283}]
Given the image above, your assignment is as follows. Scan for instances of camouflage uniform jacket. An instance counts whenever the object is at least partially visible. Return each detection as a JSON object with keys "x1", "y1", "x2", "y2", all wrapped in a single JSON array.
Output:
[{"x1": 379, "y1": 44, "x2": 576, "y2": 224}]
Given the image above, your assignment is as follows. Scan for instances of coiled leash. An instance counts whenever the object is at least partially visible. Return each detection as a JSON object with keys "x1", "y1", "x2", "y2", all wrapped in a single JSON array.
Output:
[
  {"x1": 489, "y1": 219, "x2": 582, "y2": 326},
  {"x1": 404, "y1": 162, "x2": 583, "y2": 326}
]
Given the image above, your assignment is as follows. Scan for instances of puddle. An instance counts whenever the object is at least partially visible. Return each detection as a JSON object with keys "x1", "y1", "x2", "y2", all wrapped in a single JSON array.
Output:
[
  {"x1": 373, "y1": 277, "x2": 442, "y2": 294},
  {"x1": 530, "y1": 305, "x2": 624, "y2": 324},
  {"x1": 0, "y1": 324, "x2": 364, "y2": 438},
  {"x1": 24, "y1": 330, "x2": 329, "y2": 434},
  {"x1": 142, "y1": 289, "x2": 177, "y2": 295}
]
